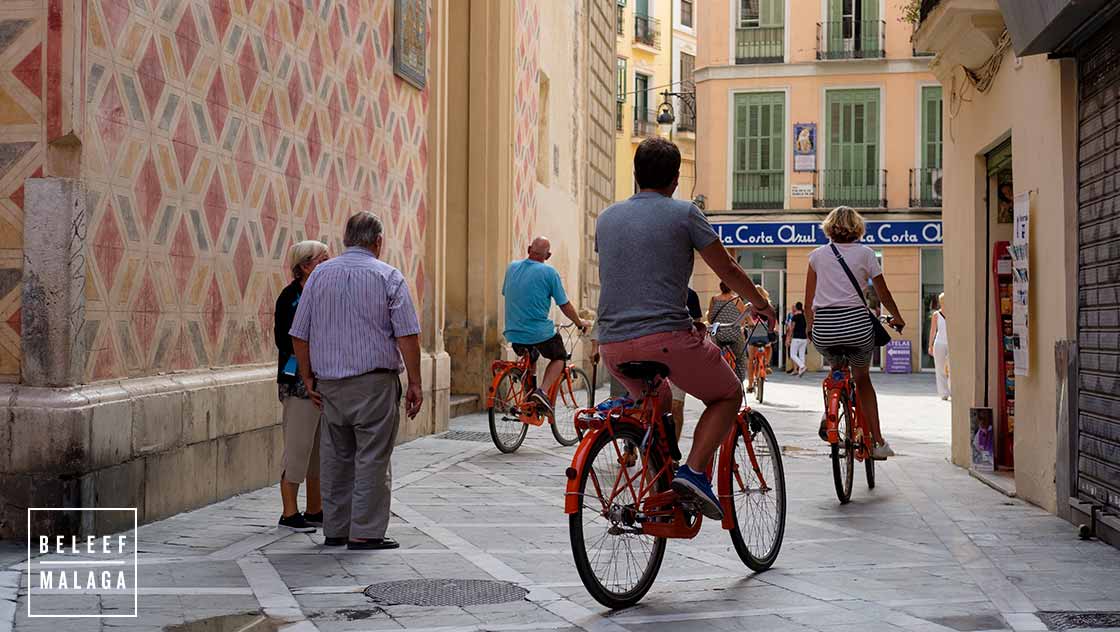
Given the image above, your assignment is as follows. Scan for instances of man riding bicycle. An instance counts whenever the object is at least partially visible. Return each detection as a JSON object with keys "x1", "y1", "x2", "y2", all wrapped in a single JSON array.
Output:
[
  {"x1": 595, "y1": 137, "x2": 776, "y2": 520},
  {"x1": 503, "y1": 236, "x2": 591, "y2": 413}
]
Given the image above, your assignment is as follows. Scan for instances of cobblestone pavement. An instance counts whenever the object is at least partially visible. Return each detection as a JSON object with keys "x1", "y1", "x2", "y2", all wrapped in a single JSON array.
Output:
[{"x1": 4, "y1": 372, "x2": 1120, "y2": 632}]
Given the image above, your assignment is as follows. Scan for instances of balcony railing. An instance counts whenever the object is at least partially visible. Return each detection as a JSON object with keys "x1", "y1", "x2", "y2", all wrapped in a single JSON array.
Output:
[
  {"x1": 813, "y1": 169, "x2": 887, "y2": 208},
  {"x1": 817, "y1": 20, "x2": 886, "y2": 60},
  {"x1": 634, "y1": 14, "x2": 661, "y2": 50},
  {"x1": 616, "y1": 102, "x2": 625, "y2": 132},
  {"x1": 910, "y1": 167, "x2": 943, "y2": 207},
  {"x1": 736, "y1": 27, "x2": 784, "y2": 64},
  {"x1": 733, "y1": 171, "x2": 785, "y2": 209},
  {"x1": 676, "y1": 115, "x2": 695, "y2": 133},
  {"x1": 633, "y1": 108, "x2": 658, "y2": 137}
]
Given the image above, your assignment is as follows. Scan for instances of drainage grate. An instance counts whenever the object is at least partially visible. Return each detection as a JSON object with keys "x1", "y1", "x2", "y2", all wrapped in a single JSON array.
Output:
[
  {"x1": 1038, "y1": 611, "x2": 1120, "y2": 630},
  {"x1": 436, "y1": 431, "x2": 493, "y2": 443},
  {"x1": 364, "y1": 579, "x2": 528, "y2": 607}
]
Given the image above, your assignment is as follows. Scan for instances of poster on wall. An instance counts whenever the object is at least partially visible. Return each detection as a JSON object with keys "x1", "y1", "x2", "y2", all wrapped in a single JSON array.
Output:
[
  {"x1": 394, "y1": 0, "x2": 427, "y2": 89},
  {"x1": 1011, "y1": 192, "x2": 1030, "y2": 375},
  {"x1": 793, "y1": 123, "x2": 816, "y2": 172}
]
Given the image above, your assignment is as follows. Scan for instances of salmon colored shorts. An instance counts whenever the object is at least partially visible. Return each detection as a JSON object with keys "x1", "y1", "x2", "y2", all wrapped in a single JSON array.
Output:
[{"x1": 600, "y1": 328, "x2": 744, "y2": 410}]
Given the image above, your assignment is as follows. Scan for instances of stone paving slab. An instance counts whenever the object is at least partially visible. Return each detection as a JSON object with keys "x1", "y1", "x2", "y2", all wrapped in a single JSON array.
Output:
[{"x1": 3, "y1": 373, "x2": 1120, "y2": 632}]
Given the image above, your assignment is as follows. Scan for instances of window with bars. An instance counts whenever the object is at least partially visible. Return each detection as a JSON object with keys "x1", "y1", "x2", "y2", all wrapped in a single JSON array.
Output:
[
  {"x1": 681, "y1": 0, "x2": 693, "y2": 27},
  {"x1": 732, "y1": 92, "x2": 785, "y2": 209},
  {"x1": 823, "y1": 88, "x2": 882, "y2": 206},
  {"x1": 739, "y1": 0, "x2": 760, "y2": 28}
]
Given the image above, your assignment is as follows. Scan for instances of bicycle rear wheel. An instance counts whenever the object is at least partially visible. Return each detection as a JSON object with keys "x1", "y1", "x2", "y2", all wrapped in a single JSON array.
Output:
[
  {"x1": 488, "y1": 368, "x2": 529, "y2": 453},
  {"x1": 550, "y1": 367, "x2": 591, "y2": 447},
  {"x1": 755, "y1": 372, "x2": 765, "y2": 404},
  {"x1": 830, "y1": 392, "x2": 854, "y2": 504},
  {"x1": 570, "y1": 424, "x2": 667, "y2": 609},
  {"x1": 724, "y1": 411, "x2": 786, "y2": 571}
]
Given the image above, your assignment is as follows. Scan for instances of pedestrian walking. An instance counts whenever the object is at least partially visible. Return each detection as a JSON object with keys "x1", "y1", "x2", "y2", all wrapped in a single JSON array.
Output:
[
  {"x1": 289, "y1": 212, "x2": 424, "y2": 550},
  {"x1": 929, "y1": 292, "x2": 951, "y2": 400},
  {"x1": 788, "y1": 302, "x2": 809, "y2": 376},
  {"x1": 275, "y1": 240, "x2": 330, "y2": 533}
]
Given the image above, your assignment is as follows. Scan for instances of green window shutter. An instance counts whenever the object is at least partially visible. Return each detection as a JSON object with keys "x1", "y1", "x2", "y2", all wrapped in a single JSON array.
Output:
[
  {"x1": 827, "y1": 0, "x2": 843, "y2": 55},
  {"x1": 825, "y1": 89, "x2": 881, "y2": 206},
  {"x1": 921, "y1": 86, "x2": 943, "y2": 169},
  {"x1": 733, "y1": 92, "x2": 785, "y2": 209},
  {"x1": 861, "y1": 0, "x2": 880, "y2": 55},
  {"x1": 761, "y1": 0, "x2": 783, "y2": 27},
  {"x1": 635, "y1": 0, "x2": 648, "y2": 17}
]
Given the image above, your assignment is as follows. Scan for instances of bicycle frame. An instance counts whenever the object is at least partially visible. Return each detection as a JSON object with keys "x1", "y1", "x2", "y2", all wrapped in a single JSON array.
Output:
[
  {"x1": 822, "y1": 367, "x2": 870, "y2": 460},
  {"x1": 486, "y1": 353, "x2": 581, "y2": 426},
  {"x1": 564, "y1": 382, "x2": 771, "y2": 537},
  {"x1": 747, "y1": 345, "x2": 768, "y2": 382}
]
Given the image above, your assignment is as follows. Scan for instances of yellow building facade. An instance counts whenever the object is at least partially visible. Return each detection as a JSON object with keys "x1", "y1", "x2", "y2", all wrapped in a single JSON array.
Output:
[{"x1": 693, "y1": 0, "x2": 944, "y2": 372}]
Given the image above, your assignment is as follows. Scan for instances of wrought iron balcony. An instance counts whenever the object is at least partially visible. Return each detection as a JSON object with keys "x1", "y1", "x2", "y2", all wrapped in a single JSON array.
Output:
[
  {"x1": 633, "y1": 108, "x2": 658, "y2": 137},
  {"x1": 736, "y1": 27, "x2": 784, "y2": 64},
  {"x1": 732, "y1": 171, "x2": 785, "y2": 210},
  {"x1": 910, "y1": 167, "x2": 943, "y2": 208},
  {"x1": 817, "y1": 20, "x2": 886, "y2": 60},
  {"x1": 634, "y1": 14, "x2": 661, "y2": 50},
  {"x1": 813, "y1": 169, "x2": 887, "y2": 208}
]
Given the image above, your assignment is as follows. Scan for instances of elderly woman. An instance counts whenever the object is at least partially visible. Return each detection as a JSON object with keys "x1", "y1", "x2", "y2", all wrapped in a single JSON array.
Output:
[{"x1": 275, "y1": 240, "x2": 330, "y2": 532}]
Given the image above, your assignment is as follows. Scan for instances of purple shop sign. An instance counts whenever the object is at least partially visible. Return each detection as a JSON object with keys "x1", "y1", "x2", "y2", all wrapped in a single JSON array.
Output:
[{"x1": 884, "y1": 339, "x2": 911, "y2": 374}]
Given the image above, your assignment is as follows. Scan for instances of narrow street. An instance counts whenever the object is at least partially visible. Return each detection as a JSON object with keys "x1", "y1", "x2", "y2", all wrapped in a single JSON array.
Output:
[{"x1": 4, "y1": 373, "x2": 1119, "y2": 632}]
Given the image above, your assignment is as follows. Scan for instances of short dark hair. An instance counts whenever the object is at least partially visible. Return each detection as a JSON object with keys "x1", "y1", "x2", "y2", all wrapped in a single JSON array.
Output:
[
  {"x1": 344, "y1": 211, "x2": 383, "y2": 248},
  {"x1": 795, "y1": 301, "x2": 803, "y2": 310},
  {"x1": 634, "y1": 137, "x2": 681, "y2": 189},
  {"x1": 719, "y1": 281, "x2": 730, "y2": 294}
]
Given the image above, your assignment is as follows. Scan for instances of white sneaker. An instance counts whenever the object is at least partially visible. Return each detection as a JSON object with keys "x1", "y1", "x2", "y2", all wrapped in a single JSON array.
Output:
[{"x1": 872, "y1": 441, "x2": 895, "y2": 460}]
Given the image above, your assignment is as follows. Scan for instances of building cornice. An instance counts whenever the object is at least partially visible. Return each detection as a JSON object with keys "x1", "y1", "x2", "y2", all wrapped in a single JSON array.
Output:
[{"x1": 695, "y1": 58, "x2": 934, "y2": 83}]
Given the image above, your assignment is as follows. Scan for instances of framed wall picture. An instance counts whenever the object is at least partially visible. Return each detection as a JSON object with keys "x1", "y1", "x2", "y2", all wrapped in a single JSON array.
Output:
[
  {"x1": 394, "y1": 0, "x2": 427, "y2": 89},
  {"x1": 793, "y1": 123, "x2": 816, "y2": 172}
]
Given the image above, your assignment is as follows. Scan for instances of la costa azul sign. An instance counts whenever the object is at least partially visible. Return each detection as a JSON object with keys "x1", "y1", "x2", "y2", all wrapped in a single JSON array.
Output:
[{"x1": 713, "y1": 220, "x2": 942, "y2": 247}]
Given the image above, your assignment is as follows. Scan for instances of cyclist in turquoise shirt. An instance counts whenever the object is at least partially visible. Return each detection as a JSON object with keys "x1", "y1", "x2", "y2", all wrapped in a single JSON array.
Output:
[{"x1": 502, "y1": 236, "x2": 590, "y2": 412}]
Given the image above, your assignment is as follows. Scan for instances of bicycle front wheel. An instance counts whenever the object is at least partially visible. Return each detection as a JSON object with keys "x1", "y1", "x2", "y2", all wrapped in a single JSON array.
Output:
[
  {"x1": 570, "y1": 424, "x2": 667, "y2": 609},
  {"x1": 550, "y1": 367, "x2": 591, "y2": 447},
  {"x1": 724, "y1": 411, "x2": 786, "y2": 571},
  {"x1": 488, "y1": 368, "x2": 529, "y2": 453},
  {"x1": 831, "y1": 392, "x2": 855, "y2": 504},
  {"x1": 865, "y1": 456, "x2": 876, "y2": 489}
]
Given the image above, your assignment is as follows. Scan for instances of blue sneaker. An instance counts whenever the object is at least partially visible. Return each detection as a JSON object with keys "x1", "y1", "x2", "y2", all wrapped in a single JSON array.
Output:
[{"x1": 671, "y1": 466, "x2": 723, "y2": 520}]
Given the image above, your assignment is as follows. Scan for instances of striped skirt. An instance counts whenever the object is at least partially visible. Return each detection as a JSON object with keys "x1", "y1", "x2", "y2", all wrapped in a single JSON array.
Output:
[{"x1": 810, "y1": 306, "x2": 875, "y2": 368}]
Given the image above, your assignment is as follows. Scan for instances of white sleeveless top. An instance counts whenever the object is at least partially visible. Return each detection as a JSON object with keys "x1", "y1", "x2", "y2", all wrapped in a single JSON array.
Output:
[{"x1": 933, "y1": 311, "x2": 948, "y2": 346}]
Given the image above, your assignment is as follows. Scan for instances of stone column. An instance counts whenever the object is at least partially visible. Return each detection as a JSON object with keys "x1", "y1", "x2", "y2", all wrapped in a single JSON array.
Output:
[{"x1": 21, "y1": 177, "x2": 88, "y2": 387}]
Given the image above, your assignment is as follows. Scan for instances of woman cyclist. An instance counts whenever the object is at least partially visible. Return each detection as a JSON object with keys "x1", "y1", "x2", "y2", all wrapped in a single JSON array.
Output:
[
  {"x1": 805, "y1": 206, "x2": 905, "y2": 460},
  {"x1": 707, "y1": 282, "x2": 748, "y2": 384},
  {"x1": 744, "y1": 287, "x2": 776, "y2": 393}
]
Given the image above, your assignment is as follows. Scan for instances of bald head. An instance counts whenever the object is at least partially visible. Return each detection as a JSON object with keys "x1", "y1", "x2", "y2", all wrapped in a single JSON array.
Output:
[{"x1": 527, "y1": 237, "x2": 551, "y2": 262}]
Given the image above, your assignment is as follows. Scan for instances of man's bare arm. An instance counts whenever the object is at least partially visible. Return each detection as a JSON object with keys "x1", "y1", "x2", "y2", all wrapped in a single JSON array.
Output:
[{"x1": 398, "y1": 334, "x2": 424, "y2": 418}]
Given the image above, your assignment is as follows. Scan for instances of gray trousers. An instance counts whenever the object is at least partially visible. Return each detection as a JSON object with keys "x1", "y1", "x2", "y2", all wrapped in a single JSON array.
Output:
[{"x1": 317, "y1": 372, "x2": 401, "y2": 540}]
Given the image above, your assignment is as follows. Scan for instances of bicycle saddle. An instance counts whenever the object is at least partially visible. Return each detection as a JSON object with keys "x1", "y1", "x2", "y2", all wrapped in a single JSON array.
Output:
[{"x1": 617, "y1": 361, "x2": 670, "y2": 381}]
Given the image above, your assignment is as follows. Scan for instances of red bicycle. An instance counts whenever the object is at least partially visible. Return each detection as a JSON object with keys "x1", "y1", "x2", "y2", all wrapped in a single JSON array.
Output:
[
  {"x1": 565, "y1": 360, "x2": 786, "y2": 608},
  {"x1": 486, "y1": 324, "x2": 593, "y2": 452},
  {"x1": 820, "y1": 316, "x2": 902, "y2": 503}
]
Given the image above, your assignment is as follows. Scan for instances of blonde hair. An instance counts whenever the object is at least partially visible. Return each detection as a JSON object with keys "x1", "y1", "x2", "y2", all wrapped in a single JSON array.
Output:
[
  {"x1": 937, "y1": 291, "x2": 946, "y2": 317},
  {"x1": 756, "y1": 287, "x2": 771, "y2": 303},
  {"x1": 821, "y1": 206, "x2": 866, "y2": 243},
  {"x1": 289, "y1": 240, "x2": 328, "y2": 281}
]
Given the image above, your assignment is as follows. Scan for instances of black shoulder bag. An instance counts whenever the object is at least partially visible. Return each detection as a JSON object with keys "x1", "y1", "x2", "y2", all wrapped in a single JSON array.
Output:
[{"x1": 830, "y1": 244, "x2": 893, "y2": 347}]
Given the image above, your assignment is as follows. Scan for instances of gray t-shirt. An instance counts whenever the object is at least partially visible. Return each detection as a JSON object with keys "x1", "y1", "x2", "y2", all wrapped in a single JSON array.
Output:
[{"x1": 595, "y1": 192, "x2": 720, "y2": 343}]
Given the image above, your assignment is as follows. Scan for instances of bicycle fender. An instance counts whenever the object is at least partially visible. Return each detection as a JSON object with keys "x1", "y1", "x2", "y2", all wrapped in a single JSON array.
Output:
[
  {"x1": 563, "y1": 418, "x2": 645, "y2": 515},
  {"x1": 485, "y1": 366, "x2": 512, "y2": 409}
]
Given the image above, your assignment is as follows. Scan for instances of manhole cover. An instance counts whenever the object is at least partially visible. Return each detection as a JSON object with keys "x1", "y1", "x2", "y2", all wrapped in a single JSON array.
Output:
[
  {"x1": 437, "y1": 431, "x2": 493, "y2": 443},
  {"x1": 1038, "y1": 611, "x2": 1120, "y2": 630},
  {"x1": 364, "y1": 579, "x2": 528, "y2": 607}
]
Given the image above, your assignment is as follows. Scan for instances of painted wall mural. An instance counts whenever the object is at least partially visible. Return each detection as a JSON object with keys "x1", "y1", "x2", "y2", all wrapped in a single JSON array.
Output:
[
  {"x1": 511, "y1": 0, "x2": 539, "y2": 259},
  {"x1": 77, "y1": 0, "x2": 431, "y2": 381}
]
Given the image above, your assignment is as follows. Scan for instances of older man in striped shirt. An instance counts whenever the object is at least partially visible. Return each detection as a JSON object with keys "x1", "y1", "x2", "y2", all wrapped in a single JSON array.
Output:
[{"x1": 290, "y1": 211, "x2": 423, "y2": 551}]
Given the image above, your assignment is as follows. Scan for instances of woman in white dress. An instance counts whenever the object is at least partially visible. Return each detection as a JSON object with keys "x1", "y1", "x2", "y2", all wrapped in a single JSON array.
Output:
[{"x1": 928, "y1": 292, "x2": 950, "y2": 400}]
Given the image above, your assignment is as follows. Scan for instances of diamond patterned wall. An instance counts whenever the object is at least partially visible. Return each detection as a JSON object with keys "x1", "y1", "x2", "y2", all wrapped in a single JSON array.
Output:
[
  {"x1": 0, "y1": 4, "x2": 47, "y2": 381},
  {"x1": 511, "y1": 0, "x2": 538, "y2": 259},
  {"x1": 77, "y1": 0, "x2": 432, "y2": 380}
]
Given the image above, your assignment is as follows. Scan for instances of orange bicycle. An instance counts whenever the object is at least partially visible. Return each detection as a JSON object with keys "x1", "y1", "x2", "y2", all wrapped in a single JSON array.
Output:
[
  {"x1": 745, "y1": 325, "x2": 770, "y2": 404},
  {"x1": 820, "y1": 316, "x2": 902, "y2": 503},
  {"x1": 487, "y1": 324, "x2": 593, "y2": 452},
  {"x1": 565, "y1": 360, "x2": 786, "y2": 608}
]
